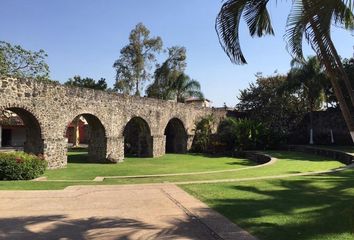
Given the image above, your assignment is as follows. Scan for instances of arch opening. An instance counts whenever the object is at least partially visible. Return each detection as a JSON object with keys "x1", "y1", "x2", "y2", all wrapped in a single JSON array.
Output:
[
  {"x1": 0, "y1": 108, "x2": 43, "y2": 155},
  {"x1": 123, "y1": 117, "x2": 152, "y2": 157},
  {"x1": 164, "y1": 118, "x2": 187, "y2": 153},
  {"x1": 65, "y1": 114, "x2": 107, "y2": 163}
]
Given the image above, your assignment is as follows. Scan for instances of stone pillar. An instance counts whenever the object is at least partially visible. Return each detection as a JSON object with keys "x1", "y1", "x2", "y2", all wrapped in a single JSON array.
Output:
[
  {"x1": 43, "y1": 138, "x2": 67, "y2": 169},
  {"x1": 0, "y1": 125, "x2": 2, "y2": 147},
  {"x1": 187, "y1": 134, "x2": 194, "y2": 151},
  {"x1": 106, "y1": 136, "x2": 124, "y2": 163},
  {"x1": 152, "y1": 135, "x2": 166, "y2": 157}
]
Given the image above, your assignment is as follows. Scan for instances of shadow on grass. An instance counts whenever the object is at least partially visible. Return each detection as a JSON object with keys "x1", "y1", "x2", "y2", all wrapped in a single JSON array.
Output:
[
  {"x1": 67, "y1": 152, "x2": 89, "y2": 164},
  {"x1": 268, "y1": 151, "x2": 339, "y2": 162},
  {"x1": 226, "y1": 161, "x2": 255, "y2": 166},
  {"x1": 203, "y1": 170, "x2": 354, "y2": 240},
  {"x1": 0, "y1": 215, "x2": 217, "y2": 239}
]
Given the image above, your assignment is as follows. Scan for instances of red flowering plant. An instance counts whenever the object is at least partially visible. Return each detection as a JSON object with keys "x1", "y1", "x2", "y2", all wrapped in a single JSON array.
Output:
[{"x1": 0, "y1": 152, "x2": 47, "y2": 180}]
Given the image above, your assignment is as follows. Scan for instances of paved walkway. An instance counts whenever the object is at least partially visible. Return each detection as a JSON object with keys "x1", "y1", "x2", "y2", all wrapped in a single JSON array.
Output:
[{"x1": 0, "y1": 184, "x2": 257, "y2": 240}]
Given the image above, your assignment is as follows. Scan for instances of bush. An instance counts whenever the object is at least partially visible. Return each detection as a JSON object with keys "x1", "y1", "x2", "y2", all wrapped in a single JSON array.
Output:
[
  {"x1": 0, "y1": 152, "x2": 47, "y2": 180},
  {"x1": 218, "y1": 118, "x2": 272, "y2": 151},
  {"x1": 191, "y1": 115, "x2": 215, "y2": 153}
]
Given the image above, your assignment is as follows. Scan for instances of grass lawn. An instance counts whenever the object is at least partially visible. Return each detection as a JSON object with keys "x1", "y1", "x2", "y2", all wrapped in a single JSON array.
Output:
[
  {"x1": 182, "y1": 168, "x2": 354, "y2": 240},
  {"x1": 0, "y1": 149, "x2": 353, "y2": 239},
  {"x1": 44, "y1": 152, "x2": 254, "y2": 180},
  {"x1": 103, "y1": 151, "x2": 343, "y2": 184},
  {"x1": 313, "y1": 145, "x2": 354, "y2": 154},
  {"x1": 0, "y1": 151, "x2": 344, "y2": 190}
]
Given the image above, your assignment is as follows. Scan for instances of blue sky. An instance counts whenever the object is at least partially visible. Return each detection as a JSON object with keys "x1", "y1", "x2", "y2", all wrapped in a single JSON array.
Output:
[{"x1": 1, "y1": 0, "x2": 353, "y2": 107}]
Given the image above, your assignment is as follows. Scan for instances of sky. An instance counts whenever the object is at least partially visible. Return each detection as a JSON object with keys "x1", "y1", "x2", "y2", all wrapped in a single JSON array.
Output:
[{"x1": 1, "y1": 0, "x2": 353, "y2": 107}]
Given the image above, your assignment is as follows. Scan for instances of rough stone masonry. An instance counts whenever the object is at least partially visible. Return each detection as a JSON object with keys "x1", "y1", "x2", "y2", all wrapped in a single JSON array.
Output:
[{"x1": 0, "y1": 77, "x2": 227, "y2": 169}]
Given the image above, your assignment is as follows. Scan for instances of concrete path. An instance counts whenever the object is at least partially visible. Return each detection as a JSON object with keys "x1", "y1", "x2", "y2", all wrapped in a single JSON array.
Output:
[{"x1": 0, "y1": 184, "x2": 257, "y2": 240}]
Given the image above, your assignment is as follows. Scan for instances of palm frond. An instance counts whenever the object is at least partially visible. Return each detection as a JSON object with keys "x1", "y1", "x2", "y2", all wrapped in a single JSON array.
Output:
[
  {"x1": 216, "y1": 0, "x2": 248, "y2": 64},
  {"x1": 243, "y1": 0, "x2": 274, "y2": 37},
  {"x1": 216, "y1": 0, "x2": 274, "y2": 64}
]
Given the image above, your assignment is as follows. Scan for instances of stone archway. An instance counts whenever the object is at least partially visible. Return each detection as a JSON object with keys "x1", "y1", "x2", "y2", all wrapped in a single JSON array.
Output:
[
  {"x1": 66, "y1": 113, "x2": 107, "y2": 163},
  {"x1": 164, "y1": 118, "x2": 187, "y2": 153},
  {"x1": 2, "y1": 107, "x2": 43, "y2": 155},
  {"x1": 123, "y1": 117, "x2": 152, "y2": 157}
]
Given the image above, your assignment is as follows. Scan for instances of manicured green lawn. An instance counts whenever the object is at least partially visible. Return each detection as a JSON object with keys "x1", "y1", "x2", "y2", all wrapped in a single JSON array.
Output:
[
  {"x1": 182, "y1": 168, "x2": 354, "y2": 240},
  {"x1": 0, "y1": 149, "x2": 351, "y2": 239},
  {"x1": 44, "y1": 152, "x2": 254, "y2": 180},
  {"x1": 103, "y1": 151, "x2": 343, "y2": 184},
  {"x1": 313, "y1": 145, "x2": 354, "y2": 154},
  {"x1": 0, "y1": 151, "x2": 344, "y2": 190}
]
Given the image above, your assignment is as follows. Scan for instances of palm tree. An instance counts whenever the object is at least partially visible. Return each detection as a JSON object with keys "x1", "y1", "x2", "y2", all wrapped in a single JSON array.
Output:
[
  {"x1": 172, "y1": 73, "x2": 204, "y2": 102},
  {"x1": 286, "y1": 56, "x2": 328, "y2": 144},
  {"x1": 216, "y1": 0, "x2": 354, "y2": 142}
]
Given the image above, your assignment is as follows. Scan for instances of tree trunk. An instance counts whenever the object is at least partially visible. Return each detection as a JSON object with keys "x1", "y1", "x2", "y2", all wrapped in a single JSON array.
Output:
[{"x1": 135, "y1": 80, "x2": 140, "y2": 96}]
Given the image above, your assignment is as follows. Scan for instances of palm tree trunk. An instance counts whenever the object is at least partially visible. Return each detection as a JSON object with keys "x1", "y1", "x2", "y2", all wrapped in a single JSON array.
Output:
[{"x1": 307, "y1": 13, "x2": 354, "y2": 143}]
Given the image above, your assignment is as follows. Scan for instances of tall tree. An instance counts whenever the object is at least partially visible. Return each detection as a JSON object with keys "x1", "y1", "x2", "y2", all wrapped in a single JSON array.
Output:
[
  {"x1": 284, "y1": 56, "x2": 328, "y2": 144},
  {"x1": 146, "y1": 46, "x2": 187, "y2": 100},
  {"x1": 65, "y1": 76, "x2": 108, "y2": 90},
  {"x1": 216, "y1": 0, "x2": 354, "y2": 142},
  {"x1": 113, "y1": 23, "x2": 163, "y2": 96},
  {"x1": 237, "y1": 74, "x2": 305, "y2": 141},
  {"x1": 172, "y1": 73, "x2": 204, "y2": 103},
  {"x1": 0, "y1": 41, "x2": 50, "y2": 81}
]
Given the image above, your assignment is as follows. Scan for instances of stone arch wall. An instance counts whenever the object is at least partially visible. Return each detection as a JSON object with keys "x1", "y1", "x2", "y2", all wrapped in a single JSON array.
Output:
[
  {"x1": 164, "y1": 118, "x2": 188, "y2": 154},
  {"x1": 123, "y1": 116, "x2": 153, "y2": 157},
  {"x1": 0, "y1": 77, "x2": 228, "y2": 168},
  {"x1": 66, "y1": 113, "x2": 108, "y2": 163},
  {"x1": 4, "y1": 106, "x2": 44, "y2": 155}
]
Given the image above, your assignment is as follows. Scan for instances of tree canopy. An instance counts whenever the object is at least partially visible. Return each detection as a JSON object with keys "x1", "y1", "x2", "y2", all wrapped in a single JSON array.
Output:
[
  {"x1": 64, "y1": 76, "x2": 108, "y2": 90},
  {"x1": 216, "y1": 0, "x2": 354, "y2": 142},
  {"x1": 237, "y1": 73, "x2": 306, "y2": 140},
  {"x1": 146, "y1": 46, "x2": 204, "y2": 102},
  {"x1": 113, "y1": 23, "x2": 163, "y2": 96},
  {"x1": 0, "y1": 41, "x2": 51, "y2": 82},
  {"x1": 146, "y1": 46, "x2": 187, "y2": 100}
]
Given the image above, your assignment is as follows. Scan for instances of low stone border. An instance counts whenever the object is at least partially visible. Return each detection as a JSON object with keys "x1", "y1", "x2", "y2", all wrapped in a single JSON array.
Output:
[
  {"x1": 288, "y1": 145, "x2": 354, "y2": 165},
  {"x1": 234, "y1": 151, "x2": 273, "y2": 164}
]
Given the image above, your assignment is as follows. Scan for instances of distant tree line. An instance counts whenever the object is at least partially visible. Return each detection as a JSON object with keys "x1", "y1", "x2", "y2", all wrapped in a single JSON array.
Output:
[
  {"x1": 191, "y1": 56, "x2": 354, "y2": 154},
  {"x1": 0, "y1": 23, "x2": 204, "y2": 103}
]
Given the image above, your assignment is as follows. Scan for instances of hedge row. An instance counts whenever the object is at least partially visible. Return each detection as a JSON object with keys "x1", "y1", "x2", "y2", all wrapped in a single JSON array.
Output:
[{"x1": 0, "y1": 152, "x2": 47, "y2": 180}]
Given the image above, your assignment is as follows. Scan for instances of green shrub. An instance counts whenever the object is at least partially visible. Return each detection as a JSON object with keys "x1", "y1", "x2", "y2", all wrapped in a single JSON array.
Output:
[
  {"x1": 218, "y1": 118, "x2": 271, "y2": 151},
  {"x1": 191, "y1": 115, "x2": 215, "y2": 153},
  {"x1": 0, "y1": 152, "x2": 47, "y2": 180}
]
